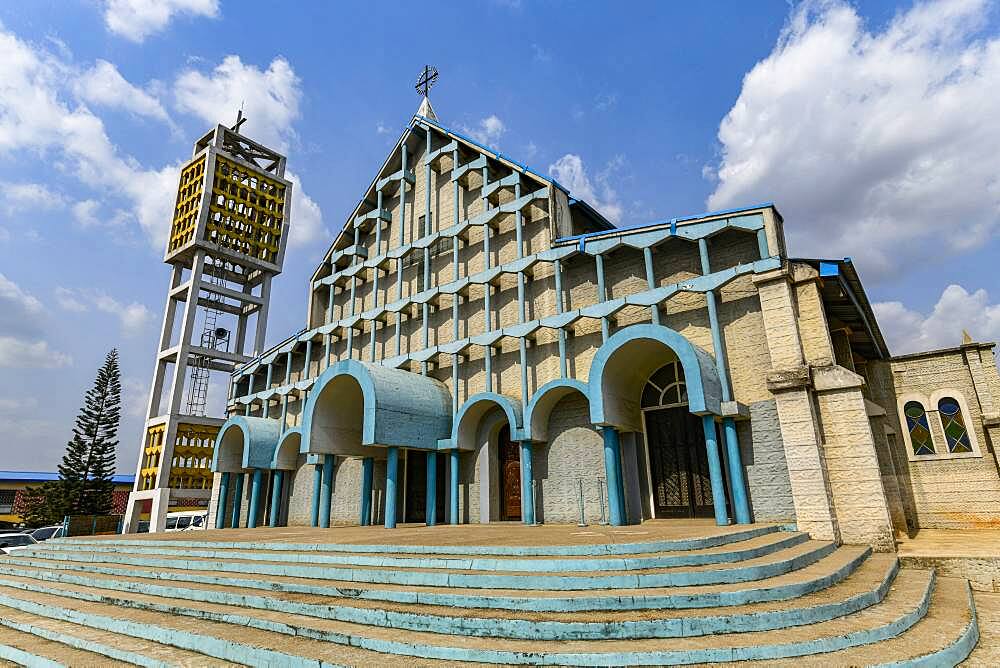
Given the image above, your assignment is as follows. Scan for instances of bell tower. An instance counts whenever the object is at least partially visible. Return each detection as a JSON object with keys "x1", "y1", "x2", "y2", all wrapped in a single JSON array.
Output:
[{"x1": 123, "y1": 118, "x2": 292, "y2": 533}]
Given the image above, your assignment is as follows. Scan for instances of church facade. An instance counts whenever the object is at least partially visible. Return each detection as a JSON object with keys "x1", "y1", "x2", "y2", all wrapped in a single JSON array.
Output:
[{"x1": 209, "y1": 102, "x2": 1000, "y2": 550}]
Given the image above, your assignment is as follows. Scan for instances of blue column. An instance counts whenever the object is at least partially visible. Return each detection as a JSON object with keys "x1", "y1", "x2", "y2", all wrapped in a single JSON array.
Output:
[
  {"x1": 602, "y1": 427, "x2": 625, "y2": 526},
  {"x1": 269, "y1": 470, "x2": 284, "y2": 528},
  {"x1": 319, "y1": 454, "x2": 334, "y2": 529},
  {"x1": 520, "y1": 441, "x2": 535, "y2": 525},
  {"x1": 247, "y1": 469, "x2": 264, "y2": 529},
  {"x1": 230, "y1": 472, "x2": 244, "y2": 529},
  {"x1": 385, "y1": 446, "x2": 399, "y2": 529},
  {"x1": 702, "y1": 415, "x2": 729, "y2": 526},
  {"x1": 360, "y1": 457, "x2": 374, "y2": 526},
  {"x1": 310, "y1": 463, "x2": 322, "y2": 527},
  {"x1": 215, "y1": 472, "x2": 230, "y2": 529},
  {"x1": 426, "y1": 451, "x2": 438, "y2": 526},
  {"x1": 449, "y1": 449, "x2": 459, "y2": 525},
  {"x1": 724, "y1": 418, "x2": 751, "y2": 524}
]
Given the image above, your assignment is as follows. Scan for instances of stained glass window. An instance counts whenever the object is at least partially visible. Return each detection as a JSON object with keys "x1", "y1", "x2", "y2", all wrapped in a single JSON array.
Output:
[
  {"x1": 641, "y1": 361, "x2": 688, "y2": 409},
  {"x1": 937, "y1": 398, "x2": 973, "y2": 453},
  {"x1": 903, "y1": 401, "x2": 935, "y2": 456}
]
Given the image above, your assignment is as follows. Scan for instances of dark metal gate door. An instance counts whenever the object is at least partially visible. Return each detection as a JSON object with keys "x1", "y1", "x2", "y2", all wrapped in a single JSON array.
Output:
[{"x1": 643, "y1": 406, "x2": 716, "y2": 519}]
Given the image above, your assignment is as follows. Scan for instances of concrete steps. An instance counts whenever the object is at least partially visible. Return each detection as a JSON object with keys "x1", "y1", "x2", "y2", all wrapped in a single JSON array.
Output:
[{"x1": 0, "y1": 527, "x2": 980, "y2": 666}]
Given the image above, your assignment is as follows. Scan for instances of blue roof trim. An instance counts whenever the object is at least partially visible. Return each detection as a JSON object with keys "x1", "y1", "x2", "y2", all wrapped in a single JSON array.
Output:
[
  {"x1": 554, "y1": 202, "x2": 777, "y2": 244},
  {"x1": 412, "y1": 115, "x2": 569, "y2": 194},
  {"x1": 0, "y1": 471, "x2": 133, "y2": 484}
]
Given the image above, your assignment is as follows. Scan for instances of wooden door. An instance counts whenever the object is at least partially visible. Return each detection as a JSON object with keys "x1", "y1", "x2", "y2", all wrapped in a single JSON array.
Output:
[
  {"x1": 643, "y1": 406, "x2": 716, "y2": 519},
  {"x1": 498, "y1": 425, "x2": 521, "y2": 521}
]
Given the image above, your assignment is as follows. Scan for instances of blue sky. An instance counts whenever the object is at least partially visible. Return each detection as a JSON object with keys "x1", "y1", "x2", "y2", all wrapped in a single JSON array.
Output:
[{"x1": 2, "y1": 0, "x2": 999, "y2": 473}]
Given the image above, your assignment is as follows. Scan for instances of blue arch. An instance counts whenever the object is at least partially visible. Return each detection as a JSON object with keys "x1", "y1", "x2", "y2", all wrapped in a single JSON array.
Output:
[
  {"x1": 523, "y1": 379, "x2": 589, "y2": 442},
  {"x1": 301, "y1": 359, "x2": 452, "y2": 454},
  {"x1": 452, "y1": 392, "x2": 524, "y2": 449},
  {"x1": 588, "y1": 324, "x2": 723, "y2": 429},
  {"x1": 271, "y1": 427, "x2": 302, "y2": 470},
  {"x1": 212, "y1": 416, "x2": 283, "y2": 472}
]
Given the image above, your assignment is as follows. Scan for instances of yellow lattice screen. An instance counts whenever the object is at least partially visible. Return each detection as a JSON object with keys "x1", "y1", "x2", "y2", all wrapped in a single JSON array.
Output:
[
  {"x1": 168, "y1": 423, "x2": 219, "y2": 490},
  {"x1": 205, "y1": 155, "x2": 285, "y2": 264},
  {"x1": 167, "y1": 156, "x2": 207, "y2": 254},
  {"x1": 139, "y1": 424, "x2": 165, "y2": 491}
]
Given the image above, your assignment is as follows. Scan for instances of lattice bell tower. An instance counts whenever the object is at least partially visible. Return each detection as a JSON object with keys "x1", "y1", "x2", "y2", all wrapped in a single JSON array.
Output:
[{"x1": 123, "y1": 120, "x2": 291, "y2": 533}]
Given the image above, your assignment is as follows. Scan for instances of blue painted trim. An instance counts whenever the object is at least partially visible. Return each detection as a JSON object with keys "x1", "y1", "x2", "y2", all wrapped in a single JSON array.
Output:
[
  {"x1": 426, "y1": 451, "x2": 437, "y2": 526},
  {"x1": 449, "y1": 449, "x2": 459, "y2": 524},
  {"x1": 268, "y1": 470, "x2": 283, "y2": 528},
  {"x1": 703, "y1": 416, "x2": 729, "y2": 526},
  {"x1": 385, "y1": 446, "x2": 399, "y2": 529},
  {"x1": 602, "y1": 427, "x2": 625, "y2": 526},
  {"x1": 523, "y1": 379, "x2": 588, "y2": 442},
  {"x1": 360, "y1": 457, "x2": 373, "y2": 526},
  {"x1": 270, "y1": 427, "x2": 302, "y2": 469},
  {"x1": 319, "y1": 454, "x2": 334, "y2": 529},
  {"x1": 881, "y1": 580, "x2": 979, "y2": 667},
  {"x1": 247, "y1": 469, "x2": 264, "y2": 529},
  {"x1": 724, "y1": 418, "x2": 751, "y2": 524},
  {"x1": 214, "y1": 472, "x2": 230, "y2": 530},
  {"x1": 519, "y1": 441, "x2": 534, "y2": 525},
  {"x1": 310, "y1": 464, "x2": 322, "y2": 527},
  {"x1": 588, "y1": 324, "x2": 724, "y2": 422},
  {"x1": 0, "y1": 616, "x2": 165, "y2": 667},
  {"x1": 452, "y1": 392, "x2": 524, "y2": 447},
  {"x1": 212, "y1": 416, "x2": 282, "y2": 472},
  {"x1": 229, "y1": 472, "x2": 244, "y2": 529}
]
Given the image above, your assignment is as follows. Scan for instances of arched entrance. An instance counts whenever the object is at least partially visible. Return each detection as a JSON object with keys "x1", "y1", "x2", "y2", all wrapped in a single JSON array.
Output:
[
  {"x1": 640, "y1": 361, "x2": 725, "y2": 519},
  {"x1": 497, "y1": 424, "x2": 521, "y2": 521}
]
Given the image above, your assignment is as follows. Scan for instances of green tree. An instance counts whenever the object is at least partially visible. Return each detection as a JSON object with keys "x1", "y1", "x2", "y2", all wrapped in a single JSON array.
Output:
[
  {"x1": 58, "y1": 349, "x2": 122, "y2": 515},
  {"x1": 18, "y1": 482, "x2": 66, "y2": 527}
]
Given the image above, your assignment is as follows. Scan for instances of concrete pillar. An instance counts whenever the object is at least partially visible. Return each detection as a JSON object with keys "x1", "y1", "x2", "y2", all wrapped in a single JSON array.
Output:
[
  {"x1": 385, "y1": 447, "x2": 399, "y2": 529},
  {"x1": 519, "y1": 441, "x2": 535, "y2": 525},
  {"x1": 149, "y1": 488, "x2": 169, "y2": 534},
  {"x1": 268, "y1": 470, "x2": 284, "y2": 528},
  {"x1": 360, "y1": 457, "x2": 374, "y2": 526},
  {"x1": 602, "y1": 427, "x2": 625, "y2": 526},
  {"x1": 215, "y1": 472, "x2": 230, "y2": 529},
  {"x1": 449, "y1": 449, "x2": 460, "y2": 525},
  {"x1": 723, "y1": 418, "x2": 751, "y2": 524},
  {"x1": 310, "y1": 464, "x2": 322, "y2": 527},
  {"x1": 319, "y1": 454, "x2": 334, "y2": 529},
  {"x1": 702, "y1": 416, "x2": 729, "y2": 526},
  {"x1": 425, "y1": 451, "x2": 437, "y2": 526},
  {"x1": 230, "y1": 473, "x2": 244, "y2": 529},
  {"x1": 247, "y1": 469, "x2": 264, "y2": 529}
]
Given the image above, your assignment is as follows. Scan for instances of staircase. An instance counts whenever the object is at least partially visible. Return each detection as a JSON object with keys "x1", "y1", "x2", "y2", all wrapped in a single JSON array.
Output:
[{"x1": 0, "y1": 525, "x2": 980, "y2": 666}]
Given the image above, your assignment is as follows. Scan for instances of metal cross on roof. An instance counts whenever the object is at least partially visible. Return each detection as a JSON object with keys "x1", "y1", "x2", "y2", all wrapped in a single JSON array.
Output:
[
  {"x1": 415, "y1": 65, "x2": 439, "y2": 97},
  {"x1": 232, "y1": 106, "x2": 247, "y2": 133}
]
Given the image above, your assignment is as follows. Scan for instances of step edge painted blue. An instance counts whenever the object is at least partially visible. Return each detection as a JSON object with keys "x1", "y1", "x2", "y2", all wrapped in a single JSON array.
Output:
[
  {"x1": 877, "y1": 579, "x2": 979, "y2": 668},
  {"x1": 0, "y1": 567, "x2": 936, "y2": 666},
  {"x1": 50, "y1": 524, "x2": 780, "y2": 557},
  {"x1": 29, "y1": 532, "x2": 809, "y2": 573},
  {"x1": 0, "y1": 642, "x2": 63, "y2": 668},
  {"x1": 2, "y1": 548, "x2": 872, "y2": 613}
]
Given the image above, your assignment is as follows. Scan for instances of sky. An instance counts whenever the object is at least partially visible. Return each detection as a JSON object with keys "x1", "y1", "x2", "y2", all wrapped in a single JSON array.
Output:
[{"x1": 1, "y1": 0, "x2": 999, "y2": 473}]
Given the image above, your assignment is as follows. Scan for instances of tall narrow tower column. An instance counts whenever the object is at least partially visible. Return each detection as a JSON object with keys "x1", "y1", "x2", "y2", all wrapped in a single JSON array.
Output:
[{"x1": 123, "y1": 123, "x2": 292, "y2": 533}]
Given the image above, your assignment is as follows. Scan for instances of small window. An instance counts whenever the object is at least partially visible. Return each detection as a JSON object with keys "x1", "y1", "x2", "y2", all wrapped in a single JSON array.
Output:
[
  {"x1": 0, "y1": 490, "x2": 15, "y2": 514},
  {"x1": 903, "y1": 401, "x2": 935, "y2": 455},
  {"x1": 937, "y1": 398, "x2": 973, "y2": 453}
]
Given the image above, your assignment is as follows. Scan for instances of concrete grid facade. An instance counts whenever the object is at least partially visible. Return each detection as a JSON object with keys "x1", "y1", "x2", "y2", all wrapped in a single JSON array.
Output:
[{"x1": 205, "y1": 101, "x2": 1000, "y2": 550}]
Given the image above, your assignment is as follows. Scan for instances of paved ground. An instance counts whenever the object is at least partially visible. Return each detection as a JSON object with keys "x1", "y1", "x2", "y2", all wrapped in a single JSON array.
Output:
[
  {"x1": 897, "y1": 528, "x2": 1000, "y2": 558},
  {"x1": 90, "y1": 519, "x2": 766, "y2": 547},
  {"x1": 962, "y1": 591, "x2": 1000, "y2": 666}
]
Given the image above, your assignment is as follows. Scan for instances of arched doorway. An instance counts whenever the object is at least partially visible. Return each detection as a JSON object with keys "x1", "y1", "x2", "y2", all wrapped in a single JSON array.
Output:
[
  {"x1": 641, "y1": 361, "x2": 725, "y2": 519},
  {"x1": 497, "y1": 425, "x2": 521, "y2": 521}
]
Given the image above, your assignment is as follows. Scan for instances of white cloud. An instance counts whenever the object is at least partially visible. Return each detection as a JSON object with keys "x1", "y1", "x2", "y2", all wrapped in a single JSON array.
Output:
[
  {"x1": 174, "y1": 55, "x2": 301, "y2": 152},
  {"x1": 55, "y1": 287, "x2": 152, "y2": 336},
  {"x1": 74, "y1": 60, "x2": 172, "y2": 126},
  {"x1": 548, "y1": 154, "x2": 624, "y2": 224},
  {"x1": 121, "y1": 376, "x2": 148, "y2": 419},
  {"x1": 0, "y1": 273, "x2": 71, "y2": 369},
  {"x1": 705, "y1": 0, "x2": 1000, "y2": 281},
  {"x1": 103, "y1": 0, "x2": 219, "y2": 43},
  {"x1": 594, "y1": 92, "x2": 618, "y2": 112},
  {"x1": 459, "y1": 115, "x2": 507, "y2": 148},
  {"x1": 0, "y1": 181, "x2": 66, "y2": 214},
  {"x1": 875, "y1": 284, "x2": 1000, "y2": 355},
  {"x1": 0, "y1": 397, "x2": 38, "y2": 413},
  {"x1": 285, "y1": 170, "x2": 327, "y2": 248},
  {"x1": 376, "y1": 121, "x2": 392, "y2": 135}
]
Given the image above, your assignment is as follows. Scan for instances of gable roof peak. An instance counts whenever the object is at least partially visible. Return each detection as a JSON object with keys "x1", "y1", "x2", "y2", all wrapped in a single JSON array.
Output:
[{"x1": 416, "y1": 95, "x2": 437, "y2": 121}]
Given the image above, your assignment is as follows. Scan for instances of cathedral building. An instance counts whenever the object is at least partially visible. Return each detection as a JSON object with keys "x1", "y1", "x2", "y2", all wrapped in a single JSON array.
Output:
[{"x1": 209, "y1": 98, "x2": 1000, "y2": 550}]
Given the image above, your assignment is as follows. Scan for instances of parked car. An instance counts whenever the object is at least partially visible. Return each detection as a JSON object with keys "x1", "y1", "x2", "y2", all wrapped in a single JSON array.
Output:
[
  {"x1": 165, "y1": 511, "x2": 208, "y2": 531},
  {"x1": 28, "y1": 525, "x2": 65, "y2": 542},
  {"x1": 0, "y1": 532, "x2": 38, "y2": 555}
]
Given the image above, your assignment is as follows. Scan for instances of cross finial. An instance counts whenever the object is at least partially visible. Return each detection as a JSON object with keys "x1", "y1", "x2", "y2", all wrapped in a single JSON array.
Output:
[
  {"x1": 232, "y1": 103, "x2": 247, "y2": 133},
  {"x1": 416, "y1": 65, "x2": 439, "y2": 97}
]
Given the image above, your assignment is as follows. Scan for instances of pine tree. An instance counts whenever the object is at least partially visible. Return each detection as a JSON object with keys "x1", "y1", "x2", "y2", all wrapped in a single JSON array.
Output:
[
  {"x1": 19, "y1": 482, "x2": 67, "y2": 527},
  {"x1": 57, "y1": 349, "x2": 122, "y2": 516}
]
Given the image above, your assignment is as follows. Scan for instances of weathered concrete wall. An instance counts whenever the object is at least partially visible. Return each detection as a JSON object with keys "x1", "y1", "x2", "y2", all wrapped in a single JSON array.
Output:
[
  {"x1": 539, "y1": 393, "x2": 606, "y2": 524},
  {"x1": 741, "y1": 400, "x2": 795, "y2": 522}
]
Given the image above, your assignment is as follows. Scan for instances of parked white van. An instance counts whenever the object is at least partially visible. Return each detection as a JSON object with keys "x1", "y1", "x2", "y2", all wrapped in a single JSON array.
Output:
[{"x1": 164, "y1": 511, "x2": 208, "y2": 532}]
